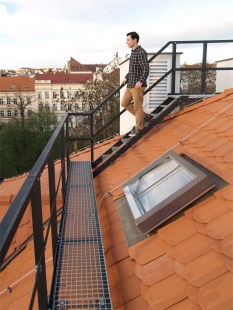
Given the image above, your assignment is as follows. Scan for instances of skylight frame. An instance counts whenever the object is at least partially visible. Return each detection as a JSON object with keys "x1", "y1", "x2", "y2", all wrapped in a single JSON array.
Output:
[{"x1": 122, "y1": 150, "x2": 215, "y2": 234}]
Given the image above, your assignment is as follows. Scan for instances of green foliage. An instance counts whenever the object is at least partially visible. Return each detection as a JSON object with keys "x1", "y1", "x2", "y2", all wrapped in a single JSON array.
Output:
[{"x1": 0, "y1": 111, "x2": 59, "y2": 178}]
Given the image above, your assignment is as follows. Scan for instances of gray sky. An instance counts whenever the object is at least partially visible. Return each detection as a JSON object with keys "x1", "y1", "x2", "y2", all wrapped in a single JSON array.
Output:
[{"x1": 0, "y1": 0, "x2": 232, "y2": 69}]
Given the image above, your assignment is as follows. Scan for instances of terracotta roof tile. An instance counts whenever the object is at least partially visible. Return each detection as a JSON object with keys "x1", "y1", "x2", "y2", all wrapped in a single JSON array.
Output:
[
  {"x1": 205, "y1": 210, "x2": 233, "y2": 239},
  {"x1": 208, "y1": 237, "x2": 223, "y2": 253},
  {"x1": 186, "y1": 284, "x2": 200, "y2": 306},
  {"x1": 140, "y1": 254, "x2": 175, "y2": 286},
  {"x1": 174, "y1": 234, "x2": 211, "y2": 264},
  {"x1": 147, "y1": 274, "x2": 188, "y2": 309},
  {"x1": 166, "y1": 298, "x2": 202, "y2": 309},
  {"x1": 184, "y1": 250, "x2": 228, "y2": 286},
  {"x1": 221, "y1": 234, "x2": 233, "y2": 258},
  {"x1": 128, "y1": 235, "x2": 166, "y2": 265},
  {"x1": 158, "y1": 217, "x2": 197, "y2": 245},
  {"x1": 193, "y1": 196, "x2": 229, "y2": 223},
  {"x1": 198, "y1": 272, "x2": 233, "y2": 310},
  {"x1": 225, "y1": 256, "x2": 233, "y2": 272}
]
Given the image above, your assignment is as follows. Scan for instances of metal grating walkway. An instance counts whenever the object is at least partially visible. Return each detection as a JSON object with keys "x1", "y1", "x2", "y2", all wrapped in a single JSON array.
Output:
[{"x1": 50, "y1": 161, "x2": 112, "y2": 309}]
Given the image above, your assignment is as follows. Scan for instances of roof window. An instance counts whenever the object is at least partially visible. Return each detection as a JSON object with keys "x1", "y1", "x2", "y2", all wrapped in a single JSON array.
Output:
[
  {"x1": 10, "y1": 85, "x2": 16, "y2": 90},
  {"x1": 122, "y1": 150, "x2": 215, "y2": 234}
]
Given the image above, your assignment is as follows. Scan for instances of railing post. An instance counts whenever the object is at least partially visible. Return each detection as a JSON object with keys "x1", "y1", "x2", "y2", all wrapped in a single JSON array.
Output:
[
  {"x1": 60, "y1": 125, "x2": 66, "y2": 202},
  {"x1": 201, "y1": 42, "x2": 208, "y2": 93},
  {"x1": 171, "y1": 42, "x2": 177, "y2": 94},
  {"x1": 90, "y1": 113, "x2": 94, "y2": 162},
  {"x1": 66, "y1": 117, "x2": 70, "y2": 177},
  {"x1": 31, "y1": 178, "x2": 48, "y2": 310},
  {"x1": 48, "y1": 148, "x2": 58, "y2": 264}
]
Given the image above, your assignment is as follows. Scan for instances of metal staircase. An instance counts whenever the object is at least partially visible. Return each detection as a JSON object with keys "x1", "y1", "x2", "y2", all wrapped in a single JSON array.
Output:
[{"x1": 92, "y1": 95, "x2": 196, "y2": 177}]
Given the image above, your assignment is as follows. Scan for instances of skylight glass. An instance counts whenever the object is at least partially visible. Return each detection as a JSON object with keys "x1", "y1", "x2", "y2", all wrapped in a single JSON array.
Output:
[
  {"x1": 122, "y1": 150, "x2": 214, "y2": 233},
  {"x1": 124, "y1": 157, "x2": 195, "y2": 219}
]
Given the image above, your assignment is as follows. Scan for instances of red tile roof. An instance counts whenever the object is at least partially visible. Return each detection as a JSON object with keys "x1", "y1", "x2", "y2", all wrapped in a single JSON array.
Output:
[
  {"x1": 0, "y1": 88, "x2": 233, "y2": 309},
  {"x1": 35, "y1": 73, "x2": 93, "y2": 84},
  {"x1": 0, "y1": 76, "x2": 35, "y2": 92}
]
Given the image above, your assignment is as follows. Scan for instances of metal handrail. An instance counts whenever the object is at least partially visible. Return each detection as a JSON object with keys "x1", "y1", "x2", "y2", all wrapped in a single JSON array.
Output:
[{"x1": 0, "y1": 113, "x2": 70, "y2": 309}]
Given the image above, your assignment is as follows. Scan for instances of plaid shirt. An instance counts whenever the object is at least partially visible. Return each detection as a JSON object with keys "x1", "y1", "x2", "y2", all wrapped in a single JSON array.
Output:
[{"x1": 125, "y1": 45, "x2": 149, "y2": 88}]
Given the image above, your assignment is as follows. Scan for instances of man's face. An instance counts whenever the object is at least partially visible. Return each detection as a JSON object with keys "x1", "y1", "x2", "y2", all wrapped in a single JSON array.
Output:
[{"x1": 126, "y1": 35, "x2": 137, "y2": 49}]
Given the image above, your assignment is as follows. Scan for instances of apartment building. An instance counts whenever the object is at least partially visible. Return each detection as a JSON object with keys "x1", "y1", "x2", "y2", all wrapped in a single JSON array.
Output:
[{"x1": 0, "y1": 76, "x2": 36, "y2": 122}]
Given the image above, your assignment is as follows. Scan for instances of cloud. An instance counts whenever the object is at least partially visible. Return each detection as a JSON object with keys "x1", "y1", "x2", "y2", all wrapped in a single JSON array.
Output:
[{"x1": 0, "y1": 0, "x2": 232, "y2": 69}]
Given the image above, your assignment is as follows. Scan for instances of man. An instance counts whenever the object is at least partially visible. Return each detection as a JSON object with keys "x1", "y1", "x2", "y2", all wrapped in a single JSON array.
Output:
[{"x1": 121, "y1": 31, "x2": 149, "y2": 136}]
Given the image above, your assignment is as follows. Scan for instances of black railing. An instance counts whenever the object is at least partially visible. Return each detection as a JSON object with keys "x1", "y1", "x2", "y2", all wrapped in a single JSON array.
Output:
[
  {"x1": 0, "y1": 113, "x2": 70, "y2": 309},
  {"x1": 0, "y1": 40, "x2": 232, "y2": 309},
  {"x1": 70, "y1": 40, "x2": 233, "y2": 162}
]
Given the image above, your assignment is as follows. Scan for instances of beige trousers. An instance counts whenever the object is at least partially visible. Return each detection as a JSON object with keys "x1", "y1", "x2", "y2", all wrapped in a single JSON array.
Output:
[{"x1": 121, "y1": 87, "x2": 145, "y2": 130}]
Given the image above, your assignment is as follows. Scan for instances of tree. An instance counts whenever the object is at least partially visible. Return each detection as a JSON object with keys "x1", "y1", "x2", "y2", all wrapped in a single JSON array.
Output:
[
  {"x1": 180, "y1": 62, "x2": 216, "y2": 93},
  {"x1": 5, "y1": 85, "x2": 36, "y2": 126},
  {"x1": 68, "y1": 71, "x2": 120, "y2": 152},
  {"x1": 0, "y1": 110, "x2": 59, "y2": 178}
]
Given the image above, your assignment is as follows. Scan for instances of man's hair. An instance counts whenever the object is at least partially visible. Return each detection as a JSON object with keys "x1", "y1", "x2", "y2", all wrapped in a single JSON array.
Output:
[{"x1": 127, "y1": 32, "x2": 140, "y2": 43}]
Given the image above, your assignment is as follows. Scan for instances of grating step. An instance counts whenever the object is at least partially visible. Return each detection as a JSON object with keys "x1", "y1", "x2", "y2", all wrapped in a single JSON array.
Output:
[
  {"x1": 102, "y1": 154, "x2": 110, "y2": 161},
  {"x1": 121, "y1": 138, "x2": 130, "y2": 144},
  {"x1": 112, "y1": 146, "x2": 119, "y2": 153}
]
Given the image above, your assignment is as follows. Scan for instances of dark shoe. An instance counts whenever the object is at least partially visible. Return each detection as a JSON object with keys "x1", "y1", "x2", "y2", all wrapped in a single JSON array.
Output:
[{"x1": 129, "y1": 128, "x2": 140, "y2": 137}]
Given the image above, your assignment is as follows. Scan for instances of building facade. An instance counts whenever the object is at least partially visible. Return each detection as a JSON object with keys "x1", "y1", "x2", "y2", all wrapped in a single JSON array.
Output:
[{"x1": 0, "y1": 76, "x2": 36, "y2": 122}]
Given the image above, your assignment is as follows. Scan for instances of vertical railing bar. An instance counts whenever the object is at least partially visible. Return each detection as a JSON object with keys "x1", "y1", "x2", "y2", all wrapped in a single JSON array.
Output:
[
  {"x1": 60, "y1": 125, "x2": 65, "y2": 203},
  {"x1": 171, "y1": 42, "x2": 177, "y2": 94},
  {"x1": 48, "y1": 147, "x2": 58, "y2": 264},
  {"x1": 31, "y1": 179, "x2": 48, "y2": 310},
  {"x1": 201, "y1": 42, "x2": 208, "y2": 93},
  {"x1": 66, "y1": 117, "x2": 70, "y2": 178},
  {"x1": 90, "y1": 113, "x2": 94, "y2": 162}
]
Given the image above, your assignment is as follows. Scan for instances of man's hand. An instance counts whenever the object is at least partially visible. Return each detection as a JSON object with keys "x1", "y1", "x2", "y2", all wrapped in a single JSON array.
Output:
[
  {"x1": 122, "y1": 78, "x2": 127, "y2": 84},
  {"x1": 135, "y1": 81, "x2": 142, "y2": 89}
]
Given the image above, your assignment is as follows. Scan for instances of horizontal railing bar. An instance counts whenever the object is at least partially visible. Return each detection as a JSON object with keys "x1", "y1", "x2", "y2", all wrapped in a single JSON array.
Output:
[
  {"x1": 176, "y1": 67, "x2": 233, "y2": 71},
  {"x1": 168, "y1": 40, "x2": 233, "y2": 44}
]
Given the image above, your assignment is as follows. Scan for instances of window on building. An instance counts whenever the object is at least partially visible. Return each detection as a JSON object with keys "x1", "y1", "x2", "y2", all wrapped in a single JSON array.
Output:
[
  {"x1": 14, "y1": 110, "x2": 18, "y2": 117},
  {"x1": 27, "y1": 97, "x2": 31, "y2": 104},
  {"x1": 24, "y1": 85, "x2": 29, "y2": 90},
  {"x1": 10, "y1": 85, "x2": 16, "y2": 90},
  {"x1": 122, "y1": 150, "x2": 215, "y2": 234},
  {"x1": 28, "y1": 110, "x2": 32, "y2": 116},
  {"x1": 7, "y1": 98, "x2": 11, "y2": 104},
  {"x1": 45, "y1": 92, "x2": 49, "y2": 99},
  {"x1": 68, "y1": 104, "x2": 72, "y2": 111},
  {"x1": 89, "y1": 104, "x2": 93, "y2": 111},
  {"x1": 82, "y1": 104, "x2": 86, "y2": 111},
  {"x1": 45, "y1": 104, "x2": 50, "y2": 111},
  {"x1": 67, "y1": 91, "x2": 72, "y2": 99},
  {"x1": 61, "y1": 104, "x2": 65, "y2": 111},
  {"x1": 13, "y1": 98, "x2": 17, "y2": 104},
  {"x1": 20, "y1": 99, "x2": 24, "y2": 105},
  {"x1": 53, "y1": 92, "x2": 57, "y2": 99},
  {"x1": 60, "y1": 91, "x2": 64, "y2": 99},
  {"x1": 0, "y1": 98, "x2": 4, "y2": 104},
  {"x1": 74, "y1": 91, "x2": 79, "y2": 99},
  {"x1": 7, "y1": 110, "x2": 12, "y2": 117},
  {"x1": 53, "y1": 104, "x2": 57, "y2": 111},
  {"x1": 74, "y1": 104, "x2": 79, "y2": 112},
  {"x1": 38, "y1": 92, "x2": 42, "y2": 99},
  {"x1": 0, "y1": 110, "x2": 4, "y2": 117}
]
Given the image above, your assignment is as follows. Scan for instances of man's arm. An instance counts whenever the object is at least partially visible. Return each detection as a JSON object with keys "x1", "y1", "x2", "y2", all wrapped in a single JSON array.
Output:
[
  {"x1": 122, "y1": 73, "x2": 128, "y2": 84},
  {"x1": 137, "y1": 49, "x2": 149, "y2": 87}
]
